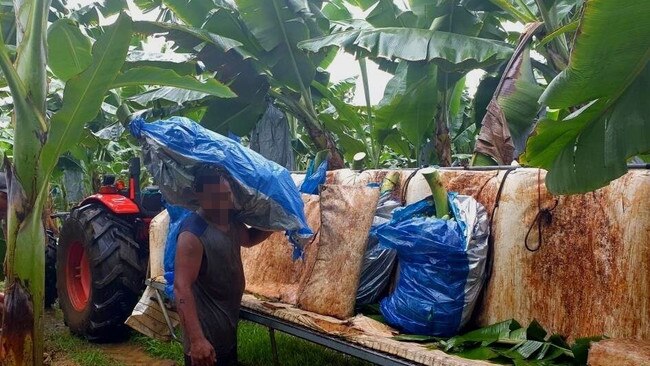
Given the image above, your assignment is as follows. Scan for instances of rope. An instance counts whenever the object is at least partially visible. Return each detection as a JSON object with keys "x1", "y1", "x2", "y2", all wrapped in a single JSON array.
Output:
[
  {"x1": 400, "y1": 168, "x2": 423, "y2": 205},
  {"x1": 483, "y1": 168, "x2": 514, "y2": 283},
  {"x1": 524, "y1": 169, "x2": 559, "y2": 252}
]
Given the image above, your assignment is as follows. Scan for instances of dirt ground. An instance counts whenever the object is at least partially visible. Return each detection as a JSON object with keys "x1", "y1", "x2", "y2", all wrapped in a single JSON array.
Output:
[
  {"x1": 96, "y1": 343, "x2": 176, "y2": 366},
  {"x1": 43, "y1": 309, "x2": 77, "y2": 366},
  {"x1": 44, "y1": 308, "x2": 177, "y2": 366}
]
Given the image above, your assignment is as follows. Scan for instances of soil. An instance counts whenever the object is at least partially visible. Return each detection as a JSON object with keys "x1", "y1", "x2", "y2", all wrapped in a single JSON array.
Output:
[
  {"x1": 99, "y1": 343, "x2": 176, "y2": 366},
  {"x1": 44, "y1": 308, "x2": 177, "y2": 366},
  {"x1": 44, "y1": 309, "x2": 77, "y2": 366}
]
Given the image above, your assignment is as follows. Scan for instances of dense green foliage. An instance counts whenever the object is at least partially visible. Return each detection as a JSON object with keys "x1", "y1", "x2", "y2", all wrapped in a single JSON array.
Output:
[
  {"x1": 1, "y1": 0, "x2": 645, "y2": 197},
  {"x1": 0, "y1": 1, "x2": 647, "y2": 362}
]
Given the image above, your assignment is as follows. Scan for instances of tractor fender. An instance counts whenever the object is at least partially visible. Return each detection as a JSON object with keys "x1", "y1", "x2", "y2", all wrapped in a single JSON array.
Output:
[{"x1": 81, "y1": 194, "x2": 140, "y2": 215}]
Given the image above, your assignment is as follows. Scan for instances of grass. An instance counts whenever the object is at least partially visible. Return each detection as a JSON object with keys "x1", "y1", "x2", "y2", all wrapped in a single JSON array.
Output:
[
  {"x1": 132, "y1": 331, "x2": 185, "y2": 364},
  {"x1": 44, "y1": 308, "x2": 124, "y2": 366},
  {"x1": 238, "y1": 321, "x2": 371, "y2": 366},
  {"x1": 40, "y1": 301, "x2": 371, "y2": 366},
  {"x1": 134, "y1": 321, "x2": 372, "y2": 366}
]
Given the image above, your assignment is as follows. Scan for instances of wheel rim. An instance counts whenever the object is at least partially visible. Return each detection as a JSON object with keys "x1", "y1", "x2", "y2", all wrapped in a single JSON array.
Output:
[{"x1": 66, "y1": 240, "x2": 91, "y2": 311}]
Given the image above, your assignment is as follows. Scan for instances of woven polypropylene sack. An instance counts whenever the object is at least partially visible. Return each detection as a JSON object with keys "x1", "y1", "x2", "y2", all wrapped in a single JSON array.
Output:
[{"x1": 297, "y1": 185, "x2": 380, "y2": 319}]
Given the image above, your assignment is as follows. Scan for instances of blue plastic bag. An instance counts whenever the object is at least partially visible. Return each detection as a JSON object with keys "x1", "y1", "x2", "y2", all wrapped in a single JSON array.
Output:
[
  {"x1": 163, "y1": 205, "x2": 192, "y2": 300},
  {"x1": 300, "y1": 159, "x2": 328, "y2": 194},
  {"x1": 376, "y1": 194, "x2": 489, "y2": 336},
  {"x1": 356, "y1": 187, "x2": 401, "y2": 307},
  {"x1": 130, "y1": 117, "x2": 312, "y2": 257},
  {"x1": 390, "y1": 197, "x2": 435, "y2": 223}
]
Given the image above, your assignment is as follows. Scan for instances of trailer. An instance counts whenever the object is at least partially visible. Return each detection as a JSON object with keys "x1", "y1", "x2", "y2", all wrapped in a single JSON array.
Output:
[
  {"x1": 140, "y1": 278, "x2": 487, "y2": 366},
  {"x1": 124, "y1": 166, "x2": 650, "y2": 366}
]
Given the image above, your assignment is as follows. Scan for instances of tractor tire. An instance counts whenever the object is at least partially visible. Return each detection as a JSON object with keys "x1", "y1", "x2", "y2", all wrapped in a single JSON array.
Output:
[
  {"x1": 57, "y1": 203, "x2": 147, "y2": 342},
  {"x1": 44, "y1": 231, "x2": 58, "y2": 308}
]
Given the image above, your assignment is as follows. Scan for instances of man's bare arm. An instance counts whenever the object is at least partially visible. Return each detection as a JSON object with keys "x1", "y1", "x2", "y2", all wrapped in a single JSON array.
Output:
[
  {"x1": 174, "y1": 232, "x2": 215, "y2": 365},
  {"x1": 238, "y1": 224, "x2": 273, "y2": 248}
]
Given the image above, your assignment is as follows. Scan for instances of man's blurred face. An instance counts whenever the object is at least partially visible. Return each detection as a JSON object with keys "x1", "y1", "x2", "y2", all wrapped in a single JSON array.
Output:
[{"x1": 196, "y1": 178, "x2": 235, "y2": 211}]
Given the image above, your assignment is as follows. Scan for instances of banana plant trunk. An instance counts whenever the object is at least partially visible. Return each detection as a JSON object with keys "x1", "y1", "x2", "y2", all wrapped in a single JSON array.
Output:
[
  {"x1": 435, "y1": 108, "x2": 452, "y2": 167},
  {"x1": 271, "y1": 91, "x2": 345, "y2": 169},
  {"x1": 0, "y1": 0, "x2": 51, "y2": 364}
]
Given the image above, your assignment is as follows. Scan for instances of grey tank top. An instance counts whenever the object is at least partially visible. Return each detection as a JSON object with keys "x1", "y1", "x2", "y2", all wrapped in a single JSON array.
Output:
[{"x1": 179, "y1": 212, "x2": 245, "y2": 355}]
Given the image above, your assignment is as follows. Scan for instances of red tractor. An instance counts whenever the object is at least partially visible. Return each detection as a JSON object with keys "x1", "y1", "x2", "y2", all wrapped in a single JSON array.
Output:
[{"x1": 56, "y1": 158, "x2": 163, "y2": 341}]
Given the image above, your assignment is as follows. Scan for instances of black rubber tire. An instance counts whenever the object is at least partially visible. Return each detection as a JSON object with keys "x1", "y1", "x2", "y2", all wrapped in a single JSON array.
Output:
[
  {"x1": 57, "y1": 203, "x2": 147, "y2": 342},
  {"x1": 44, "y1": 231, "x2": 58, "y2": 308}
]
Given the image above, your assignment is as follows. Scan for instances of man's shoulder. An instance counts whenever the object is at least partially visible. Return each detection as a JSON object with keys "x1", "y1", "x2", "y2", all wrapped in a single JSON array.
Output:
[{"x1": 179, "y1": 212, "x2": 208, "y2": 238}]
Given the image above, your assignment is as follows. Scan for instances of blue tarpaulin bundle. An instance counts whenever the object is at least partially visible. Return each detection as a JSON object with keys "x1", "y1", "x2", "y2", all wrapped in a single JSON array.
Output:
[
  {"x1": 162, "y1": 205, "x2": 192, "y2": 299},
  {"x1": 130, "y1": 117, "x2": 314, "y2": 297},
  {"x1": 130, "y1": 116, "x2": 311, "y2": 238},
  {"x1": 374, "y1": 193, "x2": 489, "y2": 337},
  {"x1": 300, "y1": 159, "x2": 328, "y2": 194}
]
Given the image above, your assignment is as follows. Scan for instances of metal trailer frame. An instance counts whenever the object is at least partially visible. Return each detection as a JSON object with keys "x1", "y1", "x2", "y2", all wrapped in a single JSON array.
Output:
[
  {"x1": 145, "y1": 279, "x2": 416, "y2": 366},
  {"x1": 240, "y1": 308, "x2": 417, "y2": 366},
  {"x1": 144, "y1": 165, "x2": 650, "y2": 365}
]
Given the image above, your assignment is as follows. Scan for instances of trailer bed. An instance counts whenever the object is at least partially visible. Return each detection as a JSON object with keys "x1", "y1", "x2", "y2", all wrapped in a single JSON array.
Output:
[{"x1": 239, "y1": 294, "x2": 491, "y2": 366}]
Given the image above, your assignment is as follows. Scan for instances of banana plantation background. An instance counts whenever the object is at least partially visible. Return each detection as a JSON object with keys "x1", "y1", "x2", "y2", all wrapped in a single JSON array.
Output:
[
  {"x1": 0, "y1": 0, "x2": 646, "y2": 211},
  {"x1": 0, "y1": 0, "x2": 647, "y2": 364}
]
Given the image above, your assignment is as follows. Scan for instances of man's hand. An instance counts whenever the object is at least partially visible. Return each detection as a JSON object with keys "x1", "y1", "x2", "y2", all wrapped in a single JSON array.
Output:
[
  {"x1": 190, "y1": 337, "x2": 216, "y2": 366},
  {"x1": 238, "y1": 224, "x2": 273, "y2": 248}
]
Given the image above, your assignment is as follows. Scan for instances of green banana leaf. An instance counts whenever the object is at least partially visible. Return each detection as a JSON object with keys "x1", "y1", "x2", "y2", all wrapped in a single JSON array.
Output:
[
  {"x1": 128, "y1": 87, "x2": 210, "y2": 106},
  {"x1": 69, "y1": 0, "x2": 129, "y2": 26},
  {"x1": 159, "y1": 0, "x2": 214, "y2": 28},
  {"x1": 445, "y1": 319, "x2": 521, "y2": 350},
  {"x1": 312, "y1": 81, "x2": 365, "y2": 136},
  {"x1": 200, "y1": 96, "x2": 268, "y2": 136},
  {"x1": 122, "y1": 50, "x2": 197, "y2": 76},
  {"x1": 111, "y1": 66, "x2": 235, "y2": 98},
  {"x1": 236, "y1": 0, "x2": 324, "y2": 94},
  {"x1": 408, "y1": 0, "x2": 444, "y2": 28},
  {"x1": 475, "y1": 45, "x2": 544, "y2": 162},
  {"x1": 134, "y1": 19, "x2": 270, "y2": 136},
  {"x1": 541, "y1": 1, "x2": 649, "y2": 108},
  {"x1": 314, "y1": 81, "x2": 371, "y2": 162},
  {"x1": 384, "y1": 132, "x2": 413, "y2": 158},
  {"x1": 196, "y1": 43, "x2": 270, "y2": 136},
  {"x1": 366, "y1": 0, "x2": 417, "y2": 28},
  {"x1": 375, "y1": 61, "x2": 438, "y2": 153},
  {"x1": 322, "y1": 0, "x2": 353, "y2": 21},
  {"x1": 299, "y1": 26, "x2": 513, "y2": 72},
  {"x1": 200, "y1": 2, "x2": 264, "y2": 53},
  {"x1": 524, "y1": 67, "x2": 649, "y2": 194},
  {"x1": 335, "y1": 131, "x2": 369, "y2": 162},
  {"x1": 512, "y1": 340, "x2": 546, "y2": 358},
  {"x1": 47, "y1": 19, "x2": 93, "y2": 81},
  {"x1": 133, "y1": 20, "x2": 245, "y2": 55},
  {"x1": 392, "y1": 334, "x2": 438, "y2": 343},
  {"x1": 40, "y1": 13, "x2": 133, "y2": 175},
  {"x1": 522, "y1": 0, "x2": 650, "y2": 194},
  {"x1": 456, "y1": 347, "x2": 500, "y2": 360},
  {"x1": 132, "y1": 0, "x2": 161, "y2": 13},
  {"x1": 449, "y1": 77, "x2": 477, "y2": 155},
  {"x1": 200, "y1": 6, "x2": 249, "y2": 40},
  {"x1": 345, "y1": 0, "x2": 380, "y2": 11},
  {"x1": 133, "y1": 20, "x2": 266, "y2": 93},
  {"x1": 526, "y1": 319, "x2": 548, "y2": 342},
  {"x1": 571, "y1": 336, "x2": 604, "y2": 365}
]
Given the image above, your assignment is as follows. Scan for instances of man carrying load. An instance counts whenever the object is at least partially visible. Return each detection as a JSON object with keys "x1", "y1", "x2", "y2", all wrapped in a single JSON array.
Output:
[{"x1": 174, "y1": 168, "x2": 272, "y2": 366}]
